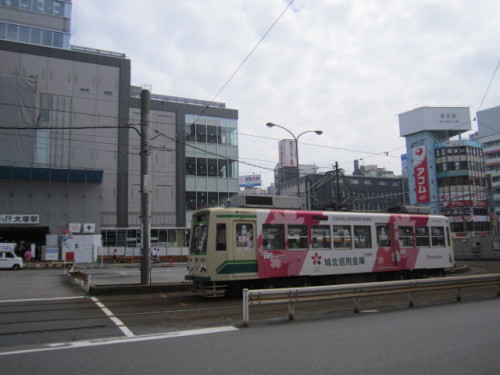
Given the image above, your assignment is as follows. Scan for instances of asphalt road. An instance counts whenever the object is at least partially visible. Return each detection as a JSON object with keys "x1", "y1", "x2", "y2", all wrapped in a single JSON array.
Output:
[
  {"x1": 0, "y1": 298, "x2": 499, "y2": 374},
  {"x1": 0, "y1": 260, "x2": 498, "y2": 373}
]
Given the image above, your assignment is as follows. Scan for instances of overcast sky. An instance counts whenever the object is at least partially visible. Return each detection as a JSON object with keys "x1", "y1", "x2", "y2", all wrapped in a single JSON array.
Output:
[{"x1": 71, "y1": 0, "x2": 500, "y2": 188}]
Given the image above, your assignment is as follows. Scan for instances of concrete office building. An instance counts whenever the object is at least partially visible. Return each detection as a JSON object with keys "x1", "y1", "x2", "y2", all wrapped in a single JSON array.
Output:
[
  {"x1": 399, "y1": 106, "x2": 489, "y2": 234},
  {"x1": 0, "y1": 1, "x2": 239, "y2": 259},
  {"x1": 0, "y1": 0, "x2": 71, "y2": 49},
  {"x1": 475, "y1": 105, "x2": 500, "y2": 231}
]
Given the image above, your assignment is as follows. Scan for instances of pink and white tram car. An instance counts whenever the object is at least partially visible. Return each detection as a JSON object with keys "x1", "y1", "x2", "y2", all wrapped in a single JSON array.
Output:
[{"x1": 185, "y1": 204, "x2": 454, "y2": 296}]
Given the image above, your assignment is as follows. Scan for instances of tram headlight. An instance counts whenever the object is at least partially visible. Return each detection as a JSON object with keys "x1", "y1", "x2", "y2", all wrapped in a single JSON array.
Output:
[
  {"x1": 198, "y1": 265, "x2": 207, "y2": 272},
  {"x1": 187, "y1": 264, "x2": 194, "y2": 272}
]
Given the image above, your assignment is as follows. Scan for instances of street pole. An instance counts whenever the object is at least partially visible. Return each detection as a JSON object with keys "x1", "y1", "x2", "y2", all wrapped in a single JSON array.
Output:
[
  {"x1": 266, "y1": 123, "x2": 323, "y2": 209},
  {"x1": 140, "y1": 89, "x2": 151, "y2": 285}
]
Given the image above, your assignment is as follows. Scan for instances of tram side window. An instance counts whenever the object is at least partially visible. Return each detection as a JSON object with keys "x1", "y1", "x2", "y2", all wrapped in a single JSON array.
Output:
[
  {"x1": 312, "y1": 225, "x2": 331, "y2": 249},
  {"x1": 431, "y1": 227, "x2": 445, "y2": 246},
  {"x1": 376, "y1": 225, "x2": 391, "y2": 247},
  {"x1": 263, "y1": 224, "x2": 285, "y2": 250},
  {"x1": 415, "y1": 226, "x2": 430, "y2": 247},
  {"x1": 288, "y1": 225, "x2": 308, "y2": 249},
  {"x1": 236, "y1": 223, "x2": 254, "y2": 250},
  {"x1": 333, "y1": 225, "x2": 352, "y2": 249},
  {"x1": 216, "y1": 223, "x2": 226, "y2": 251},
  {"x1": 354, "y1": 225, "x2": 372, "y2": 249},
  {"x1": 399, "y1": 226, "x2": 414, "y2": 247}
]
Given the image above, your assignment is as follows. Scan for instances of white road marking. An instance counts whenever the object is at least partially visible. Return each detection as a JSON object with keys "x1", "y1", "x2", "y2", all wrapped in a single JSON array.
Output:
[
  {"x1": 90, "y1": 296, "x2": 135, "y2": 337},
  {"x1": 0, "y1": 296, "x2": 85, "y2": 304},
  {"x1": 0, "y1": 326, "x2": 239, "y2": 356}
]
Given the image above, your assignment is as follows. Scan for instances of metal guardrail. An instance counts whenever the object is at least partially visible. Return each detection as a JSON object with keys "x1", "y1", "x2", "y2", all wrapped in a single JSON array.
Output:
[{"x1": 242, "y1": 274, "x2": 500, "y2": 326}]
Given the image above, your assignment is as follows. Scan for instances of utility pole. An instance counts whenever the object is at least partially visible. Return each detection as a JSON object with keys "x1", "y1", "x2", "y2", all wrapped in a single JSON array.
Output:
[
  {"x1": 140, "y1": 89, "x2": 151, "y2": 285},
  {"x1": 334, "y1": 162, "x2": 344, "y2": 210}
]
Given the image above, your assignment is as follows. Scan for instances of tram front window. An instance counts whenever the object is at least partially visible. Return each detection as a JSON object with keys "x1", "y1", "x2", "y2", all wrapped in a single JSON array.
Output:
[{"x1": 191, "y1": 224, "x2": 208, "y2": 254}]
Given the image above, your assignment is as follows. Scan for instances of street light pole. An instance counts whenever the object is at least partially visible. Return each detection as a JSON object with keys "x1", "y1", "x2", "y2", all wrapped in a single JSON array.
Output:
[{"x1": 266, "y1": 122, "x2": 322, "y2": 208}]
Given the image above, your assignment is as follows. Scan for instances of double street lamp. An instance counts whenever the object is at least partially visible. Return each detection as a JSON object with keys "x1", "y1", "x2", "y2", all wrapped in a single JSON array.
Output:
[{"x1": 266, "y1": 122, "x2": 323, "y2": 208}]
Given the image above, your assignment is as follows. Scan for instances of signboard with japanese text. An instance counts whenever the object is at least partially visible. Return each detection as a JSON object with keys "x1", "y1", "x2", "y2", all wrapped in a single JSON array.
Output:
[
  {"x1": 412, "y1": 145, "x2": 430, "y2": 203},
  {"x1": 0, "y1": 214, "x2": 39, "y2": 224},
  {"x1": 279, "y1": 139, "x2": 297, "y2": 168}
]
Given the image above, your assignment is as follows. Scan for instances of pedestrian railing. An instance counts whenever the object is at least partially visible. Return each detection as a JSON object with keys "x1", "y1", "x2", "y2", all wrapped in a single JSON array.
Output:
[{"x1": 242, "y1": 274, "x2": 500, "y2": 326}]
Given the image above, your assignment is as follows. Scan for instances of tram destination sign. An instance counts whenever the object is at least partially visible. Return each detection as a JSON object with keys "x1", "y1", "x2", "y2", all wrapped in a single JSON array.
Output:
[{"x1": 0, "y1": 214, "x2": 40, "y2": 224}]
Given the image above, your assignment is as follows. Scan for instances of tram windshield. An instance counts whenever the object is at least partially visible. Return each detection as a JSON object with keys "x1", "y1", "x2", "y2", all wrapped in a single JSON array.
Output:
[{"x1": 190, "y1": 223, "x2": 208, "y2": 254}]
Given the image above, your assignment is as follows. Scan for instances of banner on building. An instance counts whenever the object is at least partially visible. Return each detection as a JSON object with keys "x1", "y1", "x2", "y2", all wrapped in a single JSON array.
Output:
[
  {"x1": 279, "y1": 139, "x2": 297, "y2": 168},
  {"x1": 239, "y1": 174, "x2": 262, "y2": 187},
  {"x1": 412, "y1": 145, "x2": 430, "y2": 203}
]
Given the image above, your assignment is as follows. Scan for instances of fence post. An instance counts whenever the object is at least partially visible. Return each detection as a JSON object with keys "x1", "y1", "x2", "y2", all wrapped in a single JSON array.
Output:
[
  {"x1": 243, "y1": 289, "x2": 249, "y2": 327},
  {"x1": 354, "y1": 296, "x2": 360, "y2": 313},
  {"x1": 288, "y1": 301, "x2": 295, "y2": 320}
]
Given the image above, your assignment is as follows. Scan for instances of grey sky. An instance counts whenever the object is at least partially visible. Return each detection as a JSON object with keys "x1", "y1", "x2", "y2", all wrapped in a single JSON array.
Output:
[{"x1": 71, "y1": 0, "x2": 500, "y2": 188}]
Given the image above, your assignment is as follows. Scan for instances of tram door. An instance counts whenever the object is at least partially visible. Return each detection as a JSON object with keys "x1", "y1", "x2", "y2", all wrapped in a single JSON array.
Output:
[
  {"x1": 233, "y1": 221, "x2": 258, "y2": 274},
  {"x1": 376, "y1": 223, "x2": 398, "y2": 267}
]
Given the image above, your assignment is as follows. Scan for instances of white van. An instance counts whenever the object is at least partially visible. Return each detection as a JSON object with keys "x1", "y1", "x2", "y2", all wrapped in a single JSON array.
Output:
[{"x1": 0, "y1": 250, "x2": 23, "y2": 270}]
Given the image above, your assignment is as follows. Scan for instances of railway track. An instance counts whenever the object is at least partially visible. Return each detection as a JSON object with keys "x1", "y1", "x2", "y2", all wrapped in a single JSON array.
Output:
[{"x1": 0, "y1": 261, "x2": 499, "y2": 351}]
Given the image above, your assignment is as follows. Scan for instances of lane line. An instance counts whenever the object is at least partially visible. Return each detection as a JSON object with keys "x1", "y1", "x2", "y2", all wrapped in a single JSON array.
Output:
[
  {"x1": 0, "y1": 296, "x2": 86, "y2": 304},
  {"x1": 0, "y1": 326, "x2": 239, "y2": 356},
  {"x1": 90, "y1": 297, "x2": 135, "y2": 337}
]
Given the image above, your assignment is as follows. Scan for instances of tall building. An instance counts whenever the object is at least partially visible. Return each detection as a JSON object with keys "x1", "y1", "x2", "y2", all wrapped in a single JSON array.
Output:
[
  {"x1": 0, "y1": 0, "x2": 72, "y2": 49},
  {"x1": 399, "y1": 106, "x2": 490, "y2": 235},
  {"x1": 476, "y1": 105, "x2": 500, "y2": 231},
  {"x1": 0, "y1": 3, "x2": 239, "y2": 258}
]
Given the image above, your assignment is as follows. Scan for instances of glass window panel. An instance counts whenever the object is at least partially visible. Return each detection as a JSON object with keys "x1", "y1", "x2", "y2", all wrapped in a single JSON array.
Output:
[
  {"x1": 19, "y1": 26, "x2": 30, "y2": 42},
  {"x1": 333, "y1": 225, "x2": 352, "y2": 249},
  {"x1": 186, "y1": 157, "x2": 196, "y2": 175},
  {"x1": 20, "y1": 0, "x2": 31, "y2": 9},
  {"x1": 228, "y1": 159, "x2": 237, "y2": 178},
  {"x1": 218, "y1": 159, "x2": 227, "y2": 177},
  {"x1": 207, "y1": 125, "x2": 217, "y2": 144},
  {"x1": 236, "y1": 223, "x2": 254, "y2": 250},
  {"x1": 197, "y1": 191, "x2": 207, "y2": 209},
  {"x1": 44, "y1": 0, "x2": 53, "y2": 14},
  {"x1": 288, "y1": 225, "x2": 308, "y2": 249},
  {"x1": 6, "y1": 24, "x2": 18, "y2": 40},
  {"x1": 33, "y1": 0, "x2": 43, "y2": 11},
  {"x1": 415, "y1": 226, "x2": 430, "y2": 247},
  {"x1": 218, "y1": 192, "x2": 229, "y2": 207},
  {"x1": 53, "y1": 32, "x2": 63, "y2": 48},
  {"x1": 228, "y1": 128, "x2": 238, "y2": 146},
  {"x1": 197, "y1": 158, "x2": 207, "y2": 176},
  {"x1": 186, "y1": 191, "x2": 196, "y2": 210},
  {"x1": 218, "y1": 126, "x2": 227, "y2": 144},
  {"x1": 216, "y1": 223, "x2": 226, "y2": 251},
  {"x1": 0, "y1": 23, "x2": 6, "y2": 39},
  {"x1": 431, "y1": 227, "x2": 445, "y2": 246},
  {"x1": 312, "y1": 225, "x2": 331, "y2": 250},
  {"x1": 185, "y1": 123, "x2": 195, "y2": 142},
  {"x1": 399, "y1": 226, "x2": 414, "y2": 247},
  {"x1": 207, "y1": 158, "x2": 217, "y2": 176},
  {"x1": 42, "y1": 30, "x2": 52, "y2": 46},
  {"x1": 354, "y1": 225, "x2": 372, "y2": 248},
  {"x1": 53, "y1": 0, "x2": 63, "y2": 15},
  {"x1": 196, "y1": 124, "x2": 206, "y2": 143},
  {"x1": 159, "y1": 229, "x2": 168, "y2": 243},
  {"x1": 376, "y1": 225, "x2": 391, "y2": 247},
  {"x1": 30, "y1": 28, "x2": 41, "y2": 44},
  {"x1": 263, "y1": 224, "x2": 285, "y2": 250},
  {"x1": 208, "y1": 192, "x2": 218, "y2": 207}
]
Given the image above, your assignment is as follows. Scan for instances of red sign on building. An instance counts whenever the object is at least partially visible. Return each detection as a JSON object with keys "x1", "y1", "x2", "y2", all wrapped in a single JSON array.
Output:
[{"x1": 413, "y1": 145, "x2": 430, "y2": 203}]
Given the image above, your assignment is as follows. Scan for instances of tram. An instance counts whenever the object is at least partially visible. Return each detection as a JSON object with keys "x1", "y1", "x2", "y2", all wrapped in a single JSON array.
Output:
[{"x1": 185, "y1": 198, "x2": 454, "y2": 296}]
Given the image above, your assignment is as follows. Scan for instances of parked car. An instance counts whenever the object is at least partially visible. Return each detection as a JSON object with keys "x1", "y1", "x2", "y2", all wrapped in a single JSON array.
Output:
[{"x1": 0, "y1": 250, "x2": 23, "y2": 270}]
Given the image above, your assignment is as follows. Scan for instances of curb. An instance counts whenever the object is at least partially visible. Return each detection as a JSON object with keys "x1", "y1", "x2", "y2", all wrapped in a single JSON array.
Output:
[{"x1": 88, "y1": 282, "x2": 191, "y2": 296}]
